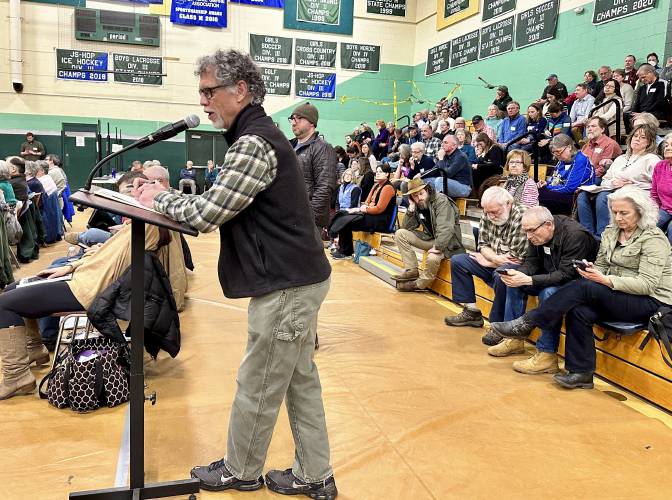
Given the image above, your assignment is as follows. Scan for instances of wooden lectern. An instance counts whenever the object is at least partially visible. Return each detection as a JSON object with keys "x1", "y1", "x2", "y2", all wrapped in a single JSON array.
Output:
[{"x1": 68, "y1": 190, "x2": 200, "y2": 500}]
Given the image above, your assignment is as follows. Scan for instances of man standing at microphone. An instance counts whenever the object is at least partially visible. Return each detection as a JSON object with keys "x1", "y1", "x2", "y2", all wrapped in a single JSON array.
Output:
[{"x1": 137, "y1": 50, "x2": 337, "y2": 499}]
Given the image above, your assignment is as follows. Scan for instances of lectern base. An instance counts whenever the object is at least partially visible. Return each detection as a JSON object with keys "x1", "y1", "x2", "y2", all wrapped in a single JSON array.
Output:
[{"x1": 69, "y1": 478, "x2": 200, "y2": 499}]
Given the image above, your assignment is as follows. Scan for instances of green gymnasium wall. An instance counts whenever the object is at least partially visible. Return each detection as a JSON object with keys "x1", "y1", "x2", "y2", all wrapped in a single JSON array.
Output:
[{"x1": 1, "y1": 0, "x2": 670, "y2": 182}]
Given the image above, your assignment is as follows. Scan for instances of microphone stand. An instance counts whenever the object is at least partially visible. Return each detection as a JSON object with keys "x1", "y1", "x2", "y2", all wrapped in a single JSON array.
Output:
[{"x1": 69, "y1": 140, "x2": 200, "y2": 500}]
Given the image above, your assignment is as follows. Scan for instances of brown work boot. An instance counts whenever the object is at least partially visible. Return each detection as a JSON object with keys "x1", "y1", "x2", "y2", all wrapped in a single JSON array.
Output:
[
  {"x1": 64, "y1": 232, "x2": 80, "y2": 245},
  {"x1": 391, "y1": 268, "x2": 419, "y2": 282},
  {"x1": 513, "y1": 351, "x2": 560, "y2": 374},
  {"x1": 397, "y1": 280, "x2": 419, "y2": 292},
  {"x1": 25, "y1": 319, "x2": 50, "y2": 366},
  {"x1": 481, "y1": 327, "x2": 503, "y2": 346},
  {"x1": 444, "y1": 307, "x2": 484, "y2": 327},
  {"x1": 0, "y1": 326, "x2": 37, "y2": 400},
  {"x1": 487, "y1": 338, "x2": 525, "y2": 357}
]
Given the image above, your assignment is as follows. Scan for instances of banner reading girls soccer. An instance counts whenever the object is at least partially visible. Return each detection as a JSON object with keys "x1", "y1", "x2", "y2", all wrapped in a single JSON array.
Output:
[
  {"x1": 170, "y1": 0, "x2": 227, "y2": 28},
  {"x1": 230, "y1": 0, "x2": 284, "y2": 6}
]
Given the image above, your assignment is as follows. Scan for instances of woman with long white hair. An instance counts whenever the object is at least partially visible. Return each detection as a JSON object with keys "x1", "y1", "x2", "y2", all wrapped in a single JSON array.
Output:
[{"x1": 490, "y1": 186, "x2": 672, "y2": 389}]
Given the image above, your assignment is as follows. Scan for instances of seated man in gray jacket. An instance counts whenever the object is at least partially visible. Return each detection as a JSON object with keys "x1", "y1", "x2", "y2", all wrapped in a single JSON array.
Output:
[{"x1": 392, "y1": 175, "x2": 465, "y2": 292}]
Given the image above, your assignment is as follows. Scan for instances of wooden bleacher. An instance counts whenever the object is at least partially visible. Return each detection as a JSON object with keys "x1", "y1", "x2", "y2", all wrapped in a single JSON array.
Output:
[{"x1": 353, "y1": 230, "x2": 672, "y2": 412}]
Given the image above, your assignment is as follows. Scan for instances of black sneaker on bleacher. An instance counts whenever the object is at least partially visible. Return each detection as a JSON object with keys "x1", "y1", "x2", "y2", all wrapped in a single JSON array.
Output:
[
  {"x1": 265, "y1": 468, "x2": 338, "y2": 499},
  {"x1": 331, "y1": 252, "x2": 350, "y2": 260}
]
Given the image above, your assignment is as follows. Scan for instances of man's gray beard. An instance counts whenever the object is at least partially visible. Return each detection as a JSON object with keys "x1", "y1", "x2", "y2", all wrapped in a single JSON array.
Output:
[{"x1": 416, "y1": 201, "x2": 428, "y2": 210}]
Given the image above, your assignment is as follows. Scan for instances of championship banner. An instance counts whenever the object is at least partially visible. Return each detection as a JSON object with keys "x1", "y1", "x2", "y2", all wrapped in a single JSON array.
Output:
[
  {"x1": 592, "y1": 0, "x2": 656, "y2": 25},
  {"x1": 260, "y1": 67, "x2": 292, "y2": 95},
  {"x1": 56, "y1": 49, "x2": 108, "y2": 82},
  {"x1": 482, "y1": 0, "x2": 515, "y2": 21},
  {"x1": 295, "y1": 70, "x2": 336, "y2": 99},
  {"x1": 231, "y1": 0, "x2": 284, "y2": 6},
  {"x1": 366, "y1": 0, "x2": 406, "y2": 17},
  {"x1": 113, "y1": 53, "x2": 163, "y2": 85},
  {"x1": 170, "y1": 0, "x2": 227, "y2": 28},
  {"x1": 436, "y1": 0, "x2": 479, "y2": 30},
  {"x1": 250, "y1": 34, "x2": 293, "y2": 65},
  {"x1": 284, "y1": 0, "x2": 353, "y2": 35}
]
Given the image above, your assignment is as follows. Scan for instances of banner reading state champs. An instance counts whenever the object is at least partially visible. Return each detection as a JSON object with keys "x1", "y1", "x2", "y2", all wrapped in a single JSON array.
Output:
[
  {"x1": 170, "y1": 0, "x2": 227, "y2": 28},
  {"x1": 230, "y1": 0, "x2": 284, "y2": 6}
]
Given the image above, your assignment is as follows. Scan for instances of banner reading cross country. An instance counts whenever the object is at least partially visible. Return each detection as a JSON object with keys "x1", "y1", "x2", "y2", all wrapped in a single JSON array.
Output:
[
  {"x1": 170, "y1": 0, "x2": 227, "y2": 28},
  {"x1": 231, "y1": 0, "x2": 284, "y2": 6},
  {"x1": 297, "y1": 0, "x2": 341, "y2": 25}
]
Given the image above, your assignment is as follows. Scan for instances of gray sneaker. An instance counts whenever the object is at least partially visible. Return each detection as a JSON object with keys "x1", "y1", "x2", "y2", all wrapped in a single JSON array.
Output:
[
  {"x1": 265, "y1": 468, "x2": 338, "y2": 500},
  {"x1": 444, "y1": 308, "x2": 484, "y2": 327},
  {"x1": 190, "y1": 458, "x2": 264, "y2": 492}
]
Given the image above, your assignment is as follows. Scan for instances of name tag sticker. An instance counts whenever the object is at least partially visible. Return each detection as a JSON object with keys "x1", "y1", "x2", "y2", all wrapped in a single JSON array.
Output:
[
  {"x1": 650, "y1": 88, "x2": 657, "y2": 93},
  {"x1": 595, "y1": 148, "x2": 603, "y2": 153},
  {"x1": 543, "y1": 246, "x2": 551, "y2": 255},
  {"x1": 419, "y1": 214, "x2": 425, "y2": 220},
  {"x1": 528, "y1": 126, "x2": 534, "y2": 131},
  {"x1": 510, "y1": 126, "x2": 516, "y2": 131},
  {"x1": 564, "y1": 122, "x2": 571, "y2": 127}
]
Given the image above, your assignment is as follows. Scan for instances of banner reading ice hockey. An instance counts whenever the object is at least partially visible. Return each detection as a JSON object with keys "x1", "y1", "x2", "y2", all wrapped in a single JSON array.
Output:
[
  {"x1": 295, "y1": 70, "x2": 336, "y2": 99},
  {"x1": 231, "y1": 0, "x2": 284, "y2": 6},
  {"x1": 56, "y1": 49, "x2": 108, "y2": 82},
  {"x1": 170, "y1": 0, "x2": 227, "y2": 28},
  {"x1": 297, "y1": 0, "x2": 341, "y2": 25},
  {"x1": 592, "y1": 0, "x2": 656, "y2": 25},
  {"x1": 340, "y1": 43, "x2": 380, "y2": 72}
]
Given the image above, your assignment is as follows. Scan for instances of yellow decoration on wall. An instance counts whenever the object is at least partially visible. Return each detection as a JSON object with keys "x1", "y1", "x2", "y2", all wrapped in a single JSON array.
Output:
[
  {"x1": 436, "y1": 0, "x2": 479, "y2": 31},
  {"x1": 150, "y1": 0, "x2": 172, "y2": 16}
]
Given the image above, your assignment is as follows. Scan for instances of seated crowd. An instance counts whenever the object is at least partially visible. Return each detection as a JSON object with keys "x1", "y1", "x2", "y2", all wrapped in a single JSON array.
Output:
[
  {"x1": 0, "y1": 152, "x2": 192, "y2": 401},
  {"x1": 330, "y1": 52, "x2": 672, "y2": 390}
]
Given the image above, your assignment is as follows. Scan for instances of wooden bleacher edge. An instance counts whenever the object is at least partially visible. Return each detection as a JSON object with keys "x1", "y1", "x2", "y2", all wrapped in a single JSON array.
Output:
[{"x1": 352, "y1": 231, "x2": 672, "y2": 413}]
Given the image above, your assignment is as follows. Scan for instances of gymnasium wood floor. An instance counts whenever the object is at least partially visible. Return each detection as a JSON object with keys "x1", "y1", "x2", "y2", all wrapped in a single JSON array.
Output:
[{"x1": 2, "y1": 211, "x2": 672, "y2": 499}]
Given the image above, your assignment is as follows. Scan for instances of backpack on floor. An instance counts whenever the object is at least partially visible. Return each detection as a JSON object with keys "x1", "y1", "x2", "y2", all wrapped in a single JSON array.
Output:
[
  {"x1": 39, "y1": 336, "x2": 130, "y2": 413},
  {"x1": 642, "y1": 306, "x2": 672, "y2": 369}
]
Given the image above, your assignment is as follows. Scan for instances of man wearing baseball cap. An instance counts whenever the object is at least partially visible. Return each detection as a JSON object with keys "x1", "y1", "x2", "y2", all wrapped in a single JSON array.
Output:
[
  {"x1": 470, "y1": 115, "x2": 497, "y2": 145},
  {"x1": 289, "y1": 102, "x2": 338, "y2": 234},
  {"x1": 539, "y1": 74, "x2": 568, "y2": 105}
]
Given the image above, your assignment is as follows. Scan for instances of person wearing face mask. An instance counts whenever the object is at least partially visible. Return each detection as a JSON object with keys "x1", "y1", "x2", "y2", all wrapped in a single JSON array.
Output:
[
  {"x1": 485, "y1": 207, "x2": 599, "y2": 377},
  {"x1": 392, "y1": 175, "x2": 465, "y2": 292},
  {"x1": 652, "y1": 133, "x2": 672, "y2": 243},
  {"x1": 330, "y1": 164, "x2": 396, "y2": 260},
  {"x1": 647, "y1": 52, "x2": 662, "y2": 74},
  {"x1": 502, "y1": 149, "x2": 538, "y2": 208},
  {"x1": 444, "y1": 187, "x2": 527, "y2": 330},
  {"x1": 491, "y1": 187, "x2": 672, "y2": 390},
  {"x1": 578, "y1": 124, "x2": 659, "y2": 239}
]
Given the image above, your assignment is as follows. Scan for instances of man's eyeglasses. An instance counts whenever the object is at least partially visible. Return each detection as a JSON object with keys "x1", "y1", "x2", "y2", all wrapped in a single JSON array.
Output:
[
  {"x1": 551, "y1": 146, "x2": 569, "y2": 157},
  {"x1": 288, "y1": 115, "x2": 305, "y2": 123},
  {"x1": 199, "y1": 85, "x2": 229, "y2": 100},
  {"x1": 523, "y1": 220, "x2": 548, "y2": 235}
]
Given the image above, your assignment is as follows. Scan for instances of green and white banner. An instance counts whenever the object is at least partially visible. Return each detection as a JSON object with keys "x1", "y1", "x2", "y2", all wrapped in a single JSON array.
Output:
[{"x1": 297, "y1": 0, "x2": 341, "y2": 25}]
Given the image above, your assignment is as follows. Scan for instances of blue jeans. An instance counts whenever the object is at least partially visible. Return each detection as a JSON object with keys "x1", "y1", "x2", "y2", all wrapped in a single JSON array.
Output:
[
  {"x1": 78, "y1": 228, "x2": 112, "y2": 246},
  {"x1": 432, "y1": 177, "x2": 472, "y2": 198},
  {"x1": 504, "y1": 285, "x2": 561, "y2": 353},
  {"x1": 657, "y1": 208, "x2": 672, "y2": 243},
  {"x1": 577, "y1": 190, "x2": 610, "y2": 239},
  {"x1": 449, "y1": 253, "x2": 517, "y2": 322}
]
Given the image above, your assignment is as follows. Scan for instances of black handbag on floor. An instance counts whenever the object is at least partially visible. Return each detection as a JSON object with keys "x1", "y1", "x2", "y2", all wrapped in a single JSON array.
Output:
[
  {"x1": 39, "y1": 336, "x2": 130, "y2": 413},
  {"x1": 642, "y1": 306, "x2": 672, "y2": 369}
]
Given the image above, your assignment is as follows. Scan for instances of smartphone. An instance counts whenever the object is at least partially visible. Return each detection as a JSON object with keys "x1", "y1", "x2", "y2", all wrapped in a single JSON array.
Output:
[
  {"x1": 573, "y1": 260, "x2": 589, "y2": 271},
  {"x1": 495, "y1": 269, "x2": 510, "y2": 275}
]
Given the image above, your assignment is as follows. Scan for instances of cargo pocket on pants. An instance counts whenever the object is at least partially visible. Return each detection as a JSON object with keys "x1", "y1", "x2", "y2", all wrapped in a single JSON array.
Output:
[{"x1": 273, "y1": 289, "x2": 304, "y2": 342}]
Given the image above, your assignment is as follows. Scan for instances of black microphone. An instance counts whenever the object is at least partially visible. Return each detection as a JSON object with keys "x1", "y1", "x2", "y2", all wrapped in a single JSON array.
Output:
[
  {"x1": 131, "y1": 115, "x2": 200, "y2": 149},
  {"x1": 478, "y1": 76, "x2": 495, "y2": 89}
]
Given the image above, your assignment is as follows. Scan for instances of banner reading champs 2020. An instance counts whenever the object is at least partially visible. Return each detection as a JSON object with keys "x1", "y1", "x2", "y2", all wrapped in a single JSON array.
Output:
[{"x1": 170, "y1": 0, "x2": 227, "y2": 28}]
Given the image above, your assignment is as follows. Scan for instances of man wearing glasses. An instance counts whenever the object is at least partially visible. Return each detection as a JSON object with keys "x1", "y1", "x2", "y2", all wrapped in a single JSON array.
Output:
[
  {"x1": 486, "y1": 206, "x2": 599, "y2": 375},
  {"x1": 137, "y1": 49, "x2": 337, "y2": 499},
  {"x1": 288, "y1": 102, "x2": 338, "y2": 235}
]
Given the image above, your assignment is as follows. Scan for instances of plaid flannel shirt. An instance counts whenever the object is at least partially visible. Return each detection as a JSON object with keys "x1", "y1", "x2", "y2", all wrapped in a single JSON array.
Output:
[
  {"x1": 477, "y1": 202, "x2": 527, "y2": 261},
  {"x1": 154, "y1": 134, "x2": 277, "y2": 232},
  {"x1": 424, "y1": 137, "x2": 443, "y2": 159}
]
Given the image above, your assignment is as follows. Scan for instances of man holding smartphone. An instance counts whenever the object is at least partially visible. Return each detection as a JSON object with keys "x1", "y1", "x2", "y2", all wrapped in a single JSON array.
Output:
[{"x1": 489, "y1": 207, "x2": 599, "y2": 374}]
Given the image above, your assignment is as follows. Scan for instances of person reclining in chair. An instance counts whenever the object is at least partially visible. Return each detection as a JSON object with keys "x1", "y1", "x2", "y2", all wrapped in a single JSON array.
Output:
[
  {"x1": 178, "y1": 160, "x2": 197, "y2": 193},
  {"x1": 392, "y1": 175, "x2": 465, "y2": 292}
]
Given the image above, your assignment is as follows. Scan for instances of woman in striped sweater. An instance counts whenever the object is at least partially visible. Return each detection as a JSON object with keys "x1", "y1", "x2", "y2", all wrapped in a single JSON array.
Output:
[{"x1": 502, "y1": 149, "x2": 539, "y2": 208}]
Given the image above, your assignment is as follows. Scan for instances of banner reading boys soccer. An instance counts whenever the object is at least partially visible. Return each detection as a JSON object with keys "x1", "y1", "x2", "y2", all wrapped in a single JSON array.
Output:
[
  {"x1": 230, "y1": 0, "x2": 284, "y2": 6},
  {"x1": 170, "y1": 0, "x2": 227, "y2": 28}
]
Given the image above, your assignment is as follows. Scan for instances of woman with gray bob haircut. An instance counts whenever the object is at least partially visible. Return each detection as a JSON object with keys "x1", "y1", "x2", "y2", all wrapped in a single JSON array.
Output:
[
  {"x1": 195, "y1": 49, "x2": 266, "y2": 105},
  {"x1": 490, "y1": 185, "x2": 672, "y2": 390}
]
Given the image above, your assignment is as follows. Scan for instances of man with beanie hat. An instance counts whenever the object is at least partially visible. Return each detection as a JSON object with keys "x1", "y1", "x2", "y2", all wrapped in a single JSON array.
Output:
[{"x1": 289, "y1": 102, "x2": 338, "y2": 233}]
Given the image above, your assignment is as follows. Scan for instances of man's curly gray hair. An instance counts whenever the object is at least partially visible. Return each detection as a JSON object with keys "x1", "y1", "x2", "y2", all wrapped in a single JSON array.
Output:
[{"x1": 195, "y1": 49, "x2": 266, "y2": 105}]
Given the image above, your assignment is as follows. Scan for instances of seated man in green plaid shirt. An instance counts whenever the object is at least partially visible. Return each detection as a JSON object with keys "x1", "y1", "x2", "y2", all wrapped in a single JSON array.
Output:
[{"x1": 444, "y1": 187, "x2": 527, "y2": 344}]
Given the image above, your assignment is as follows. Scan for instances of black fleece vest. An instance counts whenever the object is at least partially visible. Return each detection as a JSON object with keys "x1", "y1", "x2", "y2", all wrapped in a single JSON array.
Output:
[{"x1": 218, "y1": 104, "x2": 331, "y2": 298}]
